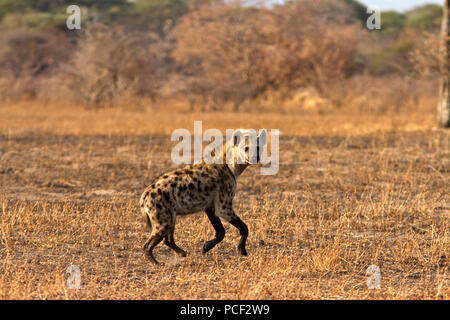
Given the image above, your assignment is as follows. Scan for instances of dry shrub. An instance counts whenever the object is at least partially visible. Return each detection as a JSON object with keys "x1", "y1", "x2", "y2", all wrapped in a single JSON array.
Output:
[
  {"x1": 0, "y1": 76, "x2": 38, "y2": 102},
  {"x1": 172, "y1": 0, "x2": 359, "y2": 110},
  {"x1": 248, "y1": 76, "x2": 438, "y2": 115},
  {"x1": 296, "y1": 27, "x2": 357, "y2": 92},
  {"x1": 285, "y1": 88, "x2": 329, "y2": 111},
  {"x1": 51, "y1": 25, "x2": 168, "y2": 108},
  {"x1": 273, "y1": 0, "x2": 359, "y2": 93},
  {"x1": 324, "y1": 76, "x2": 438, "y2": 114},
  {"x1": 410, "y1": 32, "x2": 442, "y2": 76},
  {"x1": 0, "y1": 29, "x2": 72, "y2": 101},
  {"x1": 172, "y1": 4, "x2": 285, "y2": 110}
]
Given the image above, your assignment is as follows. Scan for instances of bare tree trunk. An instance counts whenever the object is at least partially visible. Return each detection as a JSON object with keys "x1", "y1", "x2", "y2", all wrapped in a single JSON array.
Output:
[{"x1": 437, "y1": 0, "x2": 450, "y2": 128}]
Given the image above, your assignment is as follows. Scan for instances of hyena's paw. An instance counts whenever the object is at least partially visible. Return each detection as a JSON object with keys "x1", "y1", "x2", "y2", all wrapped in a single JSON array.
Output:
[{"x1": 238, "y1": 245, "x2": 247, "y2": 256}]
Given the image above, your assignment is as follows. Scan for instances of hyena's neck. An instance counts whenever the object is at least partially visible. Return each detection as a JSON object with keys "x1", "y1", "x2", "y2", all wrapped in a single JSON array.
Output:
[
  {"x1": 208, "y1": 140, "x2": 249, "y2": 179},
  {"x1": 207, "y1": 162, "x2": 245, "y2": 181}
]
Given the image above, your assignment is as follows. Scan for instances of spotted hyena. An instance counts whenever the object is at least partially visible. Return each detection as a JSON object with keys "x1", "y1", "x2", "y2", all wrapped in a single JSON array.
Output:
[{"x1": 139, "y1": 129, "x2": 267, "y2": 264}]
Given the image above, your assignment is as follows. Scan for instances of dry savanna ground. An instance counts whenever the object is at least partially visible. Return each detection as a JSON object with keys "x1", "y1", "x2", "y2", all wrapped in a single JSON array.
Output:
[{"x1": 0, "y1": 102, "x2": 448, "y2": 299}]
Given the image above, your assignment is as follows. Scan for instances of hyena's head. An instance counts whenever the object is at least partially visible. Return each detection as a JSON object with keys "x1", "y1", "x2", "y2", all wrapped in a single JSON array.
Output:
[{"x1": 222, "y1": 129, "x2": 267, "y2": 177}]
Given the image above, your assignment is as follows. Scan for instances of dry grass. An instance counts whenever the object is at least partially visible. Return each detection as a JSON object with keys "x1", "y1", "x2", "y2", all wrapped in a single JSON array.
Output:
[{"x1": 0, "y1": 102, "x2": 448, "y2": 299}]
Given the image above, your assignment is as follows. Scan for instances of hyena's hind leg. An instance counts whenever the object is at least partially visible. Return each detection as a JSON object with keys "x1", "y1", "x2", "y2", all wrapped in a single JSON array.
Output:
[
  {"x1": 164, "y1": 225, "x2": 187, "y2": 257},
  {"x1": 143, "y1": 231, "x2": 165, "y2": 264},
  {"x1": 142, "y1": 208, "x2": 171, "y2": 265}
]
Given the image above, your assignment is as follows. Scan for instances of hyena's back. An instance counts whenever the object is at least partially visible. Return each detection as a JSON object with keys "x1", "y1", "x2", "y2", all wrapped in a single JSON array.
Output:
[{"x1": 140, "y1": 163, "x2": 235, "y2": 217}]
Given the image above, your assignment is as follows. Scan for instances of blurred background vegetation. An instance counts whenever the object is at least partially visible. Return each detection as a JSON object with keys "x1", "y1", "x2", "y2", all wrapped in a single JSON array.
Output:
[{"x1": 0, "y1": 0, "x2": 443, "y2": 112}]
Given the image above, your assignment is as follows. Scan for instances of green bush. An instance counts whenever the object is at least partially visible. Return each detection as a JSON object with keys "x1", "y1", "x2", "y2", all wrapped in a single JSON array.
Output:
[
  {"x1": 121, "y1": 0, "x2": 188, "y2": 36},
  {"x1": 381, "y1": 11, "x2": 406, "y2": 34},
  {"x1": 1, "y1": 12, "x2": 67, "y2": 29},
  {"x1": 0, "y1": 0, "x2": 29, "y2": 19},
  {"x1": 405, "y1": 4, "x2": 442, "y2": 30}
]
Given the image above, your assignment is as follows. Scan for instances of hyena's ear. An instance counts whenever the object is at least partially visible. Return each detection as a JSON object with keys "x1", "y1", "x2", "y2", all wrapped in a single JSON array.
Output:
[
  {"x1": 258, "y1": 129, "x2": 267, "y2": 147},
  {"x1": 233, "y1": 129, "x2": 244, "y2": 146}
]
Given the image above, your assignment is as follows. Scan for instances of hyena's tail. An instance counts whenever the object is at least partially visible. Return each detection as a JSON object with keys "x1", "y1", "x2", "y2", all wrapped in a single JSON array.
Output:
[
  {"x1": 143, "y1": 210, "x2": 152, "y2": 231},
  {"x1": 140, "y1": 192, "x2": 152, "y2": 231}
]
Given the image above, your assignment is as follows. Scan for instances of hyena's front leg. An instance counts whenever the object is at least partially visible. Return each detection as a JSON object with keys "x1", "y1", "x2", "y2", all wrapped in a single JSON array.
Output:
[
  {"x1": 217, "y1": 205, "x2": 249, "y2": 256},
  {"x1": 202, "y1": 206, "x2": 226, "y2": 254},
  {"x1": 228, "y1": 215, "x2": 248, "y2": 256}
]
